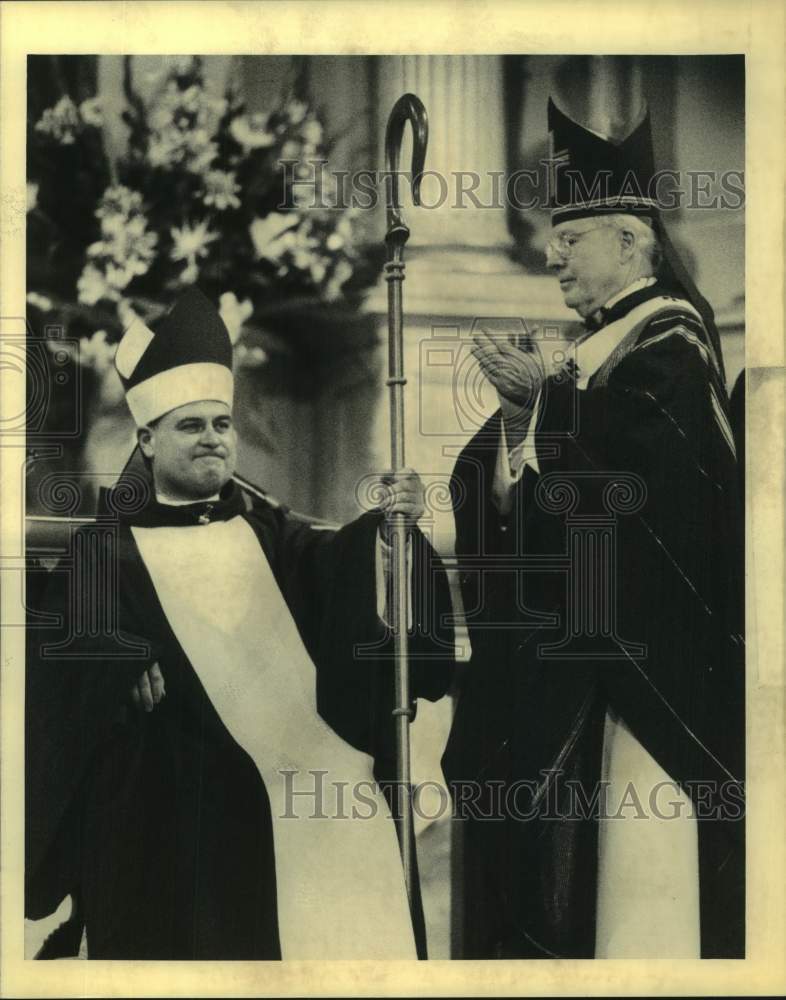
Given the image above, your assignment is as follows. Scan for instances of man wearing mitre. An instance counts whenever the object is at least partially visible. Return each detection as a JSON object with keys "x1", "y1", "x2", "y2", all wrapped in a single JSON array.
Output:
[
  {"x1": 26, "y1": 286, "x2": 453, "y2": 960},
  {"x1": 443, "y1": 98, "x2": 744, "y2": 959}
]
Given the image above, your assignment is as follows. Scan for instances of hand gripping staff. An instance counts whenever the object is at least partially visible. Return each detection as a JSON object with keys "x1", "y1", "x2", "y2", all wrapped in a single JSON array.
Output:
[{"x1": 383, "y1": 93, "x2": 428, "y2": 914}]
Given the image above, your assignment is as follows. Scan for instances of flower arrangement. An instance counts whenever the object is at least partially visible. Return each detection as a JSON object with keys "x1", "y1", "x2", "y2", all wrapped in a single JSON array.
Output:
[{"x1": 27, "y1": 56, "x2": 369, "y2": 373}]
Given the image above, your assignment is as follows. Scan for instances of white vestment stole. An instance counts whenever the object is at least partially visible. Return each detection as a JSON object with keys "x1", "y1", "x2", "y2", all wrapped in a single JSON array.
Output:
[
  {"x1": 132, "y1": 517, "x2": 416, "y2": 960},
  {"x1": 595, "y1": 710, "x2": 700, "y2": 957}
]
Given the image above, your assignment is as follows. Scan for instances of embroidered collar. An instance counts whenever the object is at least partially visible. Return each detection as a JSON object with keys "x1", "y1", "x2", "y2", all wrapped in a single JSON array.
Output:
[{"x1": 574, "y1": 286, "x2": 694, "y2": 389}]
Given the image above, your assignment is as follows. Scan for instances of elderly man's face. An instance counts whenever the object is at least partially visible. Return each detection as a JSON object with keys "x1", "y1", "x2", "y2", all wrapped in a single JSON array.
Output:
[
  {"x1": 545, "y1": 219, "x2": 629, "y2": 318},
  {"x1": 138, "y1": 399, "x2": 237, "y2": 501}
]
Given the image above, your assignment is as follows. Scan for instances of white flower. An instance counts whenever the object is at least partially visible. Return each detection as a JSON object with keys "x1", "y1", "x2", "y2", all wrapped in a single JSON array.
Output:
[
  {"x1": 27, "y1": 182, "x2": 39, "y2": 212},
  {"x1": 165, "y1": 55, "x2": 197, "y2": 76},
  {"x1": 210, "y1": 96, "x2": 228, "y2": 119},
  {"x1": 150, "y1": 105, "x2": 175, "y2": 131},
  {"x1": 326, "y1": 232, "x2": 344, "y2": 252},
  {"x1": 124, "y1": 251, "x2": 156, "y2": 279},
  {"x1": 116, "y1": 298, "x2": 138, "y2": 327},
  {"x1": 287, "y1": 100, "x2": 308, "y2": 125},
  {"x1": 292, "y1": 249, "x2": 313, "y2": 271},
  {"x1": 323, "y1": 259, "x2": 354, "y2": 301},
  {"x1": 190, "y1": 127, "x2": 210, "y2": 147},
  {"x1": 26, "y1": 291, "x2": 52, "y2": 311},
  {"x1": 309, "y1": 260, "x2": 327, "y2": 283},
  {"x1": 336, "y1": 214, "x2": 355, "y2": 238},
  {"x1": 124, "y1": 215, "x2": 149, "y2": 238},
  {"x1": 145, "y1": 79, "x2": 224, "y2": 174},
  {"x1": 100, "y1": 214, "x2": 127, "y2": 239},
  {"x1": 104, "y1": 262, "x2": 134, "y2": 292},
  {"x1": 170, "y1": 220, "x2": 218, "y2": 283},
  {"x1": 79, "y1": 97, "x2": 104, "y2": 128},
  {"x1": 148, "y1": 134, "x2": 181, "y2": 169},
  {"x1": 281, "y1": 230, "x2": 299, "y2": 250},
  {"x1": 180, "y1": 85, "x2": 202, "y2": 113},
  {"x1": 202, "y1": 170, "x2": 241, "y2": 211},
  {"x1": 78, "y1": 330, "x2": 117, "y2": 373},
  {"x1": 248, "y1": 213, "x2": 300, "y2": 260},
  {"x1": 301, "y1": 119, "x2": 323, "y2": 146},
  {"x1": 96, "y1": 186, "x2": 143, "y2": 219},
  {"x1": 86, "y1": 187, "x2": 157, "y2": 293},
  {"x1": 219, "y1": 292, "x2": 254, "y2": 345},
  {"x1": 35, "y1": 96, "x2": 81, "y2": 144},
  {"x1": 229, "y1": 114, "x2": 275, "y2": 150},
  {"x1": 235, "y1": 344, "x2": 267, "y2": 368},
  {"x1": 170, "y1": 220, "x2": 219, "y2": 263},
  {"x1": 186, "y1": 140, "x2": 219, "y2": 175},
  {"x1": 77, "y1": 264, "x2": 115, "y2": 305},
  {"x1": 180, "y1": 261, "x2": 199, "y2": 285}
]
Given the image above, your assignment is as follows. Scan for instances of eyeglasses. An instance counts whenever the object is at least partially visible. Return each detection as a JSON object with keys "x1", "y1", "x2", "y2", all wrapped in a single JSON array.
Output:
[{"x1": 545, "y1": 225, "x2": 612, "y2": 260}]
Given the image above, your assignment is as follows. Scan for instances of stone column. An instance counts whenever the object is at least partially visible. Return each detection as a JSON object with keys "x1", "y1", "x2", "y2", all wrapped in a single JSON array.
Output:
[
  {"x1": 367, "y1": 54, "x2": 569, "y2": 320},
  {"x1": 377, "y1": 55, "x2": 510, "y2": 248}
]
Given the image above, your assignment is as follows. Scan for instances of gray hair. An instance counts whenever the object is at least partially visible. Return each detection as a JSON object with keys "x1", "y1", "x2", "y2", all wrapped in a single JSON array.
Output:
[{"x1": 604, "y1": 213, "x2": 662, "y2": 276}]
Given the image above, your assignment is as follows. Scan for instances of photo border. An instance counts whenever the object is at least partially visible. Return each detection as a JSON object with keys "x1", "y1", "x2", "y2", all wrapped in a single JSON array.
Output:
[{"x1": 1, "y1": 1, "x2": 784, "y2": 996}]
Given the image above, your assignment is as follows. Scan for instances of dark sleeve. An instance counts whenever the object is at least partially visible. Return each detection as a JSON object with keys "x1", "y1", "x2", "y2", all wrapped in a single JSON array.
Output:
[
  {"x1": 448, "y1": 413, "x2": 508, "y2": 619},
  {"x1": 25, "y1": 550, "x2": 153, "y2": 919},
  {"x1": 250, "y1": 501, "x2": 455, "y2": 758},
  {"x1": 536, "y1": 331, "x2": 744, "y2": 788}
]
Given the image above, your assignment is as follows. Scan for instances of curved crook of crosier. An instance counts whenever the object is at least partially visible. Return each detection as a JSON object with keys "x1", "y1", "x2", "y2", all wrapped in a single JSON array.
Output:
[{"x1": 384, "y1": 93, "x2": 429, "y2": 236}]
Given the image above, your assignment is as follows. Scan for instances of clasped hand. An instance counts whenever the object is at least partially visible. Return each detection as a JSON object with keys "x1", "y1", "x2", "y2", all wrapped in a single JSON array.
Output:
[{"x1": 470, "y1": 328, "x2": 545, "y2": 409}]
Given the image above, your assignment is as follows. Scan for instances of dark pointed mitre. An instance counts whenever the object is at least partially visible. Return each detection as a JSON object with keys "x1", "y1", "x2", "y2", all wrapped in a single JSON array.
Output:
[
  {"x1": 547, "y1": 96, "x2": 659, "y2": 223},
  {"x1": 547, "y1": 97, "x2": 726, "y2": 383}
]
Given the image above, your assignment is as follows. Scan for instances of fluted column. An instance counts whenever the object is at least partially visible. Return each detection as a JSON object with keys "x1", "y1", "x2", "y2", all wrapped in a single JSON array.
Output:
[{"x1": 377, "y1": 55, "x2": 510, "y2": 248}]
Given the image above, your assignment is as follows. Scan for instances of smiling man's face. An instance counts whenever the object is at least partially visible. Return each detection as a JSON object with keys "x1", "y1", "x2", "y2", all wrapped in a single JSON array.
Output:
[
  {"x1": 545, "y1": 219, "x2": 631, "y2": 318},
  {"x1": 138, "y1": 399, "x2": 237, "y2": 501}
]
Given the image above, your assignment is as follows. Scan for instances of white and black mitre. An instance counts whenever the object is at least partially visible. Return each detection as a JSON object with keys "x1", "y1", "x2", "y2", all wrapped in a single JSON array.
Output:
[{"x1": 115, "y1": 287, "x2": 233, "y2": 426}]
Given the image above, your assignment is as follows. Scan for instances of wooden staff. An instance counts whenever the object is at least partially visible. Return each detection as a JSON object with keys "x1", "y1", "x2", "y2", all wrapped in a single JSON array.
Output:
[{"x1": 383, "y1": 93, "x2": 428, "y2": 908}]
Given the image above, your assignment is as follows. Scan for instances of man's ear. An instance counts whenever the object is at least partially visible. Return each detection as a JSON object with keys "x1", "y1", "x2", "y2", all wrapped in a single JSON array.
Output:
[
  {"x1": 619, "y1": 228, "x2": 636, "y2": 263},
  {"x1": 137, "y1": 425, "x2": 155, "y2": 459}
]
